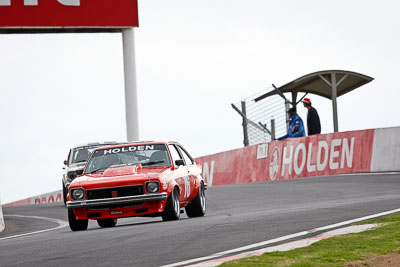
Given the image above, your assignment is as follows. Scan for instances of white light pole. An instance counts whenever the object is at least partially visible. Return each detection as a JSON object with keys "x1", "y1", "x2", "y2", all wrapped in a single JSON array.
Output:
[{"x1": 122, "y1": 28, "x2": 139, "y2": 141}]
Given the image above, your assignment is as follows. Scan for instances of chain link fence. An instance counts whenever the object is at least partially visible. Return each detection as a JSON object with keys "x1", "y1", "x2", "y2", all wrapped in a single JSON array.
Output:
[{"x1": 232, "y1": 87, "x2": 288, "y2": 146}]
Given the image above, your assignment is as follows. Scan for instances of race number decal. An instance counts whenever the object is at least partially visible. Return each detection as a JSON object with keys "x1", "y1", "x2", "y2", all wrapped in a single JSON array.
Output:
[{"x1": 184, "y1": 176, "x2": 190, "y2": 198}]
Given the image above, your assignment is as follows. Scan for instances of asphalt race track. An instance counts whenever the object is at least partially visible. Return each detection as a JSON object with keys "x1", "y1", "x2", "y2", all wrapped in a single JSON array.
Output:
[{"x1": 1, "y1": 173, "x2": 400, "y2": 267}]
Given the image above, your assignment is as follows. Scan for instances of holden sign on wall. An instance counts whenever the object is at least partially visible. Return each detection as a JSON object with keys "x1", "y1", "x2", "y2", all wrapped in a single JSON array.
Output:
[
  {"x1": 196, "y1": 129, "x2": 376, "y2": 186},
  {"x1": 0, "y1": 0, "x2": 138, "y2": 28}
]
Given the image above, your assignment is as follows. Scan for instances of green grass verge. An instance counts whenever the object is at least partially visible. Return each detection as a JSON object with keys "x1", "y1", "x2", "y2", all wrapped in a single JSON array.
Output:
[{"x1": 221, "y1": 213, "x2": 400, "y2": 267}]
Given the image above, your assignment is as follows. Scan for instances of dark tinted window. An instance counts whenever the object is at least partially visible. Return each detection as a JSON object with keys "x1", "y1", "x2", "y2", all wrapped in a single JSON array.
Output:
[{"x1": 71, "y1": 145, "x2": 106, "y2": 164}]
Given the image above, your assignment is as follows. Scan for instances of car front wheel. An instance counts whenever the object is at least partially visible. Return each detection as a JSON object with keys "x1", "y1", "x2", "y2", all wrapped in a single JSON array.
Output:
[
  {"x1": 185, "y1": 182, "x2": 206, "y2": 218},
  {"x1": 62, "y1": 182, "x2": 67, "y2": 205},
  {"x1": 162, "y1": 187, "x2": 180, "y2": 221},
  {"x1": 97, "y1": 218, "x2": 117, "y2": 228},
  {"x1": 68, "y1": 208, "x2": 88, "y2": 231}
]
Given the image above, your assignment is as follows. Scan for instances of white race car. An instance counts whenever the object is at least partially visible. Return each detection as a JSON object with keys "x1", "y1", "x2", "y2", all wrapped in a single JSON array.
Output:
[{"x1": 62, "y1": 142, "x2": 120, "y2": 204}]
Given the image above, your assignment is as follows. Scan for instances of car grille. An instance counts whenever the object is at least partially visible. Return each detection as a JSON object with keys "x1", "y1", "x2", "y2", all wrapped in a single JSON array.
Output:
[
  {"x1": 87, "y1": 185, "x2": 144, "y2": 200},
  {"x1": 88, "y1": 202, "x2": 145, "y2": 210}
]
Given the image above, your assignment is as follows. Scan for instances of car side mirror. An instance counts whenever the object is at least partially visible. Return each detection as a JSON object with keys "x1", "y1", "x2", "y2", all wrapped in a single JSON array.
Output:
[
  {"x1": 175, "y1": 159, "x2": 185, "y2": 167},
  {"x1": 76, "y1": 169, "x2": 84, "y2": 176},
  {"x1": 64, "y1": 160, "x2": 68, "y2": 166}
]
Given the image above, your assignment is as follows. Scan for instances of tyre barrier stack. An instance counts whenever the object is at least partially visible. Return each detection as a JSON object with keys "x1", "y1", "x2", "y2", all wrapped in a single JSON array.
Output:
[{"x1": 0, "y1": 197, "x2": 5, "y2": 232}]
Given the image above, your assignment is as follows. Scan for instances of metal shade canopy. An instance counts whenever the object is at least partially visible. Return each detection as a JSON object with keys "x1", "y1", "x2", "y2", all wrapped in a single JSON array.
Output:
[{"x1": 254, "y1": 70, "x2": 374, "y2": 132}]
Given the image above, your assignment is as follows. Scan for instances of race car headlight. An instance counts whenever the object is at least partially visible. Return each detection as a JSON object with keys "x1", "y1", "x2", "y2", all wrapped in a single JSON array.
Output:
[
  {"x1": 67, "y1": 171, "x2": 77, "y2": 180},
  {"x1": 71, "y1": 188, "x2": 85, "y2": 200},
  {"x1": 146, "y1": 181, "x2": 160, "y2": 193}
]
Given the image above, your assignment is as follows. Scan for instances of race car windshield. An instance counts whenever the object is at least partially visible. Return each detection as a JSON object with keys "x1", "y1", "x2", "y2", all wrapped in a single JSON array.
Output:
[
  {"x1": 71, "y1": 145, "x2": 106, "y2": 164},
  {"x1": 84, "y1": 144, "x2": 171, "y2": 174}
]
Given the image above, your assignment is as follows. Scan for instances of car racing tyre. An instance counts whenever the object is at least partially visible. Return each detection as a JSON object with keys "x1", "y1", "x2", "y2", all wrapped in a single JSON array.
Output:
[
  {"x1": 185, "y1": 182, "x2": 206, "y2": 218},
  {"x1": 62, "y1": 182, "x2": 67, "y2": 205},
  {"x1": 97, "y1": 218, "x2": 117, "y2": 228},
  {"x1": 68, "y1": 208, "x2": 88, "y2": 231},
  {"x1": 162, "y1": 187, "x2": 180, "y2": 221}
]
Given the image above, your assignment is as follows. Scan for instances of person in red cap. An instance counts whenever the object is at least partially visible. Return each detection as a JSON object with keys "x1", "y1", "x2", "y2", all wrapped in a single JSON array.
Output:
[{"x1": 302, "y1": 97, "x2": 321, "y2": 135}]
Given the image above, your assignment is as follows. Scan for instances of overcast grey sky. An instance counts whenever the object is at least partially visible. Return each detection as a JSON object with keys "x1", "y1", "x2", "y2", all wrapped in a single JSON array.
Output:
[{"x1": 1, "y1": 0, "x2": 399, "y2": 203}]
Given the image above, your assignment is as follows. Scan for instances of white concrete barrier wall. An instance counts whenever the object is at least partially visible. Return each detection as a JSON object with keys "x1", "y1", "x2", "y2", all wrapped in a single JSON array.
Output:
[
  {"x1": 0, "y1": 197, "x2": 5, "y2": 232},
  {"x1": 371, "y1": 126, "x2": 400, "y2": 172},
  {"x1": 3, "y1": 190, "x2": 63, "y2": 207}
]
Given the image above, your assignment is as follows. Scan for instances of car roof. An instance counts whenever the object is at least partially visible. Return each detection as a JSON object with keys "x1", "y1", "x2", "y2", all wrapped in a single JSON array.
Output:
[
  {"x1": 71, "y1": 141, "x2": 122, "y2": 149},
  {"x1": 93, "y1": 141, "x2": 165, "y2": 150},
  {"x1": 91, "y1": 141, "x2": 186, "y2": 151}
]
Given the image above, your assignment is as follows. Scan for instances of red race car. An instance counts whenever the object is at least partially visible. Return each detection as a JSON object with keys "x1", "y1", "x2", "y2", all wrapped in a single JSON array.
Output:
[{"x1": 66, "y1": 141, "x2": 206, "y2": 231}]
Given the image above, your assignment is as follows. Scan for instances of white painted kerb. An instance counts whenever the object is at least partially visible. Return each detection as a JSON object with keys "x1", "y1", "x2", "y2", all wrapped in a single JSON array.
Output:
[{"x1": 0, "y1": 198, "x2": 5, "y2": 232}]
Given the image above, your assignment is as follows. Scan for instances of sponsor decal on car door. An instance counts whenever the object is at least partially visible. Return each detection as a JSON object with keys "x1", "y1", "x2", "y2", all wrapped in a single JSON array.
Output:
[
  {"x1": 178, "y1": 145, "x2": 197, "y2": 200},
  {"x1": 183, "y1": 175, "x2": 191, "y2": 198},
  {"x1": 168, "y1": 144, "x2": 187, "y2": 202}
]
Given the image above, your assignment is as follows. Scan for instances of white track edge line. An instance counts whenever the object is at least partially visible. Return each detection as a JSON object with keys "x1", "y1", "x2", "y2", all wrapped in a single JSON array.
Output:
[
  {"x1": 0, "y1": 214, "x2": 68, "y2": 241},
  {"x1": 162, "y1": 208, "x2": 400, "y2": 267}
]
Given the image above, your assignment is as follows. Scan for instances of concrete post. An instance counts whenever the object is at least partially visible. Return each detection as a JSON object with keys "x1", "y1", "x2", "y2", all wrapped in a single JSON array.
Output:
[
  {"x1": 122, "y1": 28, "x2": 139, "y2": 141},
  {"x1": 0, "y1": 197, "x2": 5, "y2": 232}
]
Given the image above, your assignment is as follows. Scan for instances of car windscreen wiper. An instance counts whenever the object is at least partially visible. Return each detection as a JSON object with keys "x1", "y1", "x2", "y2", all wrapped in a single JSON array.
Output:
[
  {"x1": 74, "y1": 160, "x2": 88, "y2": 163},
  {"x1": 85, "y1": 167, "x2": 107, "y2": 174},
  {"x1": 142, "y1": 161, "x2": 165, "y2": 166}
]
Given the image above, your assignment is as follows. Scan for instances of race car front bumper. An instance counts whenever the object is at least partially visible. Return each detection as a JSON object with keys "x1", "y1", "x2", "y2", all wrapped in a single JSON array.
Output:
[{"x1": 66, "y1": 193, "x2": 168, "y2": 208}]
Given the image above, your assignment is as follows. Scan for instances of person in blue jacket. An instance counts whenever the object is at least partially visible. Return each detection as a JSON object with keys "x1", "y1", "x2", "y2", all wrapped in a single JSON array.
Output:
[{"x1": 277, "y1": 107, "x2": 306, "y2": 140}]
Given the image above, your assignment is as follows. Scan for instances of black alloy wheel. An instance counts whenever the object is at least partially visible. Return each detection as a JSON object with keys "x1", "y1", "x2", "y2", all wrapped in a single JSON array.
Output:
[
  {"x1": 185, "y1": 182, "x2": 206, "y2": 218},
  {"x1": 62, "y1": 182, "x2": 67, "y2": 205},
  {"x1": 162, "y1": 187, "x2": 180, "y2": 221}
]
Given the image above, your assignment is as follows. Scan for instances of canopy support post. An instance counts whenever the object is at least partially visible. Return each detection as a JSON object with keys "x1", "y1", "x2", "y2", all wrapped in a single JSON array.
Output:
[
  {"x1": 291, "y1": 92, "x2": 298, "y2": 109},
  {"x1": 285, "y1": 99, "x2": 290, "y2": 131},
  {"x1": 331, "y1": 72, "x2": 339, "y2": 132}
]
